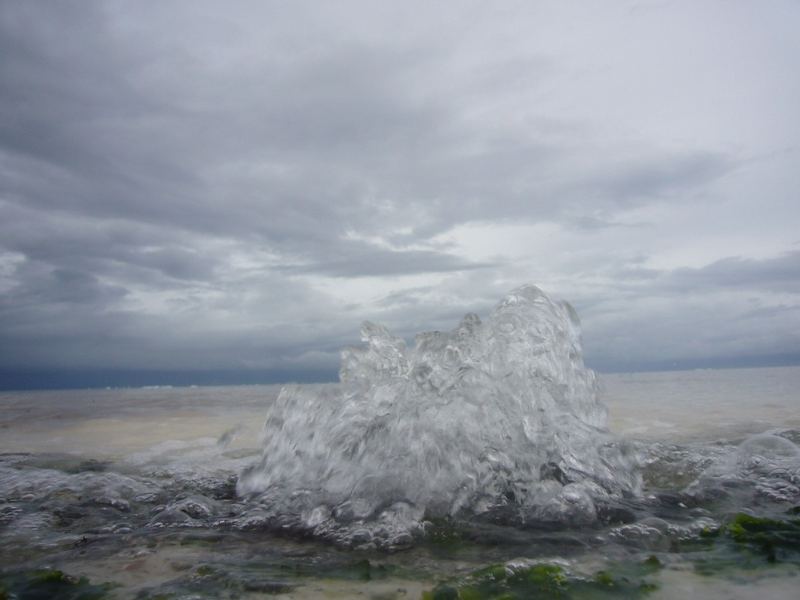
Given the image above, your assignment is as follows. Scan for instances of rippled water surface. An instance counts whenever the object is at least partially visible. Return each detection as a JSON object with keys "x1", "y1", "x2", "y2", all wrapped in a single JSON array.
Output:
[{"x1": 2, "y1": 366, "x2": 800, "y2": 599}]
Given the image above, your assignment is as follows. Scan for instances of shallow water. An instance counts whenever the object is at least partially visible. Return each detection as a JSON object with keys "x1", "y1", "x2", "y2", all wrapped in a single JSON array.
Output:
[
  {"x1": 604, "y1": 367, "x2": 800, "y2": 442},
  {"x1": 1, "y1": 367, "x2": 800, "y2": 599}
]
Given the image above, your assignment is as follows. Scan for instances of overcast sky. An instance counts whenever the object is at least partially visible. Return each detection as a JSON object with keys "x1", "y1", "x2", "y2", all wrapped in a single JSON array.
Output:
[{"x1": 1, "y1": 1, "x2": 799, "y2": 388}]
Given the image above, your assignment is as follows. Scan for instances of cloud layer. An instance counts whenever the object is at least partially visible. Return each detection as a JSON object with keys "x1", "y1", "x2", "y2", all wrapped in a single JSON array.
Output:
[{"x1": 1, "y1": 1, "x2": 799, "y2": 386}]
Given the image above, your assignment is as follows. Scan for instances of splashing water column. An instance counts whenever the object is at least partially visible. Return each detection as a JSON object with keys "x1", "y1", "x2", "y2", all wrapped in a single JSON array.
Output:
[{"x1": 237, "y1": 285, "x2": 642, "y2": 547}]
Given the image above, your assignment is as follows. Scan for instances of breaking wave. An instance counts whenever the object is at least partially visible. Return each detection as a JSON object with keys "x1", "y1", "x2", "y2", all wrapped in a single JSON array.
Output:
[{"x1": 237, "y1": 285, "x2": 642, "y2": 548}]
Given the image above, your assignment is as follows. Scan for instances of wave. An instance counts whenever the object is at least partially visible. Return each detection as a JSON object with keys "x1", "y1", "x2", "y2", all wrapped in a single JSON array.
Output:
[{"x1": 237, "y1": 285, "x2": 642, "y2": 548}]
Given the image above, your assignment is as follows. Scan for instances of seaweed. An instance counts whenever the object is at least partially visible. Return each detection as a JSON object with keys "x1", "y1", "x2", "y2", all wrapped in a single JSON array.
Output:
[
  {"x1": 723, "y1": 513, "x2": 800, "y2": 563},
  {"x1": 690, "y1": 512, "x2": 800, "y2": 574},
  {"x1": 421, "y1": 561, "x2": 658, "y2": 599}
]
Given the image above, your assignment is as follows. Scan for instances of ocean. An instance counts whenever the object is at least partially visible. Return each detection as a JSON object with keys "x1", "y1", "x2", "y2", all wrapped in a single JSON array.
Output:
[{"x1": 1, "y1": 366, "x2": 799, "y2": 599}]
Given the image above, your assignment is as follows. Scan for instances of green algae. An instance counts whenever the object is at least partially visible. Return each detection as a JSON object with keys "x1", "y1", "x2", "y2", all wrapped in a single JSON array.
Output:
[
  {"x1": 424, "y1": 517, "x2": 468, "y2": 549},
  {"x1": 726, "y1": 513, "x2": 800, "y2": 545},
  {"x1": 688, "y1": 513, "x2": 800, "y2": 575},
  {"x1": 593, "y1": 570, "x2": 615, "y2": 586},
  {"x1": 723, "y1": 513, "x2": 800, "y2": 563},
  {"x1": 31, "y1": 569, "x2": 74, "y2": 584},
  {"x1": 421, "y1": 561, "x2": 659, "y2": 600},
  {"x1": 516, "y1": 563, "x2": 569, "y2": 595},
  {"x1": 641, "y1": 555, "x2": 662, "y2": 571}
]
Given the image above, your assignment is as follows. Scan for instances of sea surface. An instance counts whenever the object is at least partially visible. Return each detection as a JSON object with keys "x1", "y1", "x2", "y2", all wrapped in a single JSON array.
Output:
[{"x1": 1, "y1": 366, "x2": 800, "y2": 599}]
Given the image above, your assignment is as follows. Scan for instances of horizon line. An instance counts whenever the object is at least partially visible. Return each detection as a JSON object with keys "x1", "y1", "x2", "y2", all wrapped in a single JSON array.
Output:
[{"x1": 1, "y1": 354, "x2": 799, "y2": 392}]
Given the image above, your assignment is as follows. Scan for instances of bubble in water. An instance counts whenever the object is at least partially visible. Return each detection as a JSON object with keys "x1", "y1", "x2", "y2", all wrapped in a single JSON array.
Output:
[
  {"x1": 688, "y1": 432, "x2": 800, "y2": 506},
  {"x1": 738, "y1": 433, "x2": 800, "y2": 462},
  {"x1": 237, "y1": 285, "x2": 642, "y2": 547}
]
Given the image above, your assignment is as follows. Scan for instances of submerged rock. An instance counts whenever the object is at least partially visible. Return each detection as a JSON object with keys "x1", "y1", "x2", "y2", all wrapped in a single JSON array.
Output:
[
  {"x1": 0, "y1": 569, "x2": 114, "y2": 600},
  {"x1": 422, "y1": 560, "x2": 659, "y2": 600}
]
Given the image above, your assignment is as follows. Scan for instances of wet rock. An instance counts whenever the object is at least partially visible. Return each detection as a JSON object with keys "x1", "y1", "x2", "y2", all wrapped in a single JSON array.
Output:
[{"x1": 241, "y1": 579, "x2": 294, "y2": 593}]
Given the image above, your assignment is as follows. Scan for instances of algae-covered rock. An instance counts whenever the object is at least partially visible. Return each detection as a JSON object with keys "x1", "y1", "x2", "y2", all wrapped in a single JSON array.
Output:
[
  {"x1": 421, "y1": 560, "x2": 658, "y2": 599},
  {"x1": 423, "y1": 584, "x2": 459, "y2": 600},
  {"x1": 641, "y1": 555, "x2": 662, "y2": 570},
  {"x1": 691, "y1": 512, "x2": 800, "y2": 573},
  {"x1": 724, "y1": 512, "x2": 800, "y2": 562},
  {"x1": 0, "y1": 568, "x2": 115, "y2": 599},
  {"x1": 512, "y1": 563, "x2": 568, "y2": 595},
  {"x1": 726, "y1": 513, "x2": 800, "y2": 545},
  {"x1": 594, "y1": 570, "x2": 615, "y2": 587}
]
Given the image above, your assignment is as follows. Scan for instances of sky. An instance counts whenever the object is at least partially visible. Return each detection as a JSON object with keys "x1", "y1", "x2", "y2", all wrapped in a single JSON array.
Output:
[{"x1": 1, "y1": 0, "x2": 799, "y2": 389}]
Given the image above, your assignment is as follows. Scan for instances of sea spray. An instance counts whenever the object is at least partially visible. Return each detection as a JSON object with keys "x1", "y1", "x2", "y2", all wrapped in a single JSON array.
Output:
[{"x1": 237, "y1": 285, "x2": 641, "y2": 547}]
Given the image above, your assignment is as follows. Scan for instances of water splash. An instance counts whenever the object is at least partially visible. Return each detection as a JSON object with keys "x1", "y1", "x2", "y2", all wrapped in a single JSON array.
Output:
[{"x1": 237, "y1": 285, "x2": 641, "y2": 547}]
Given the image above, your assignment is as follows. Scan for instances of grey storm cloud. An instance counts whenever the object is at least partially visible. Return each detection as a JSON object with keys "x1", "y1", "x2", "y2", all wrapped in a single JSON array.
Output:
[
  {"x1": 1, "y1": 0, "x2": 799, "y2": 384},
  {"x1": 280, "y1": 243, "x2": 495, "y2": 278},
  {"x1": 601, "y1": 251, "x2": 800, "y2": 295},
  {"x1": 666, "y1": 252, "x2": 800, "y2": 294}
]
